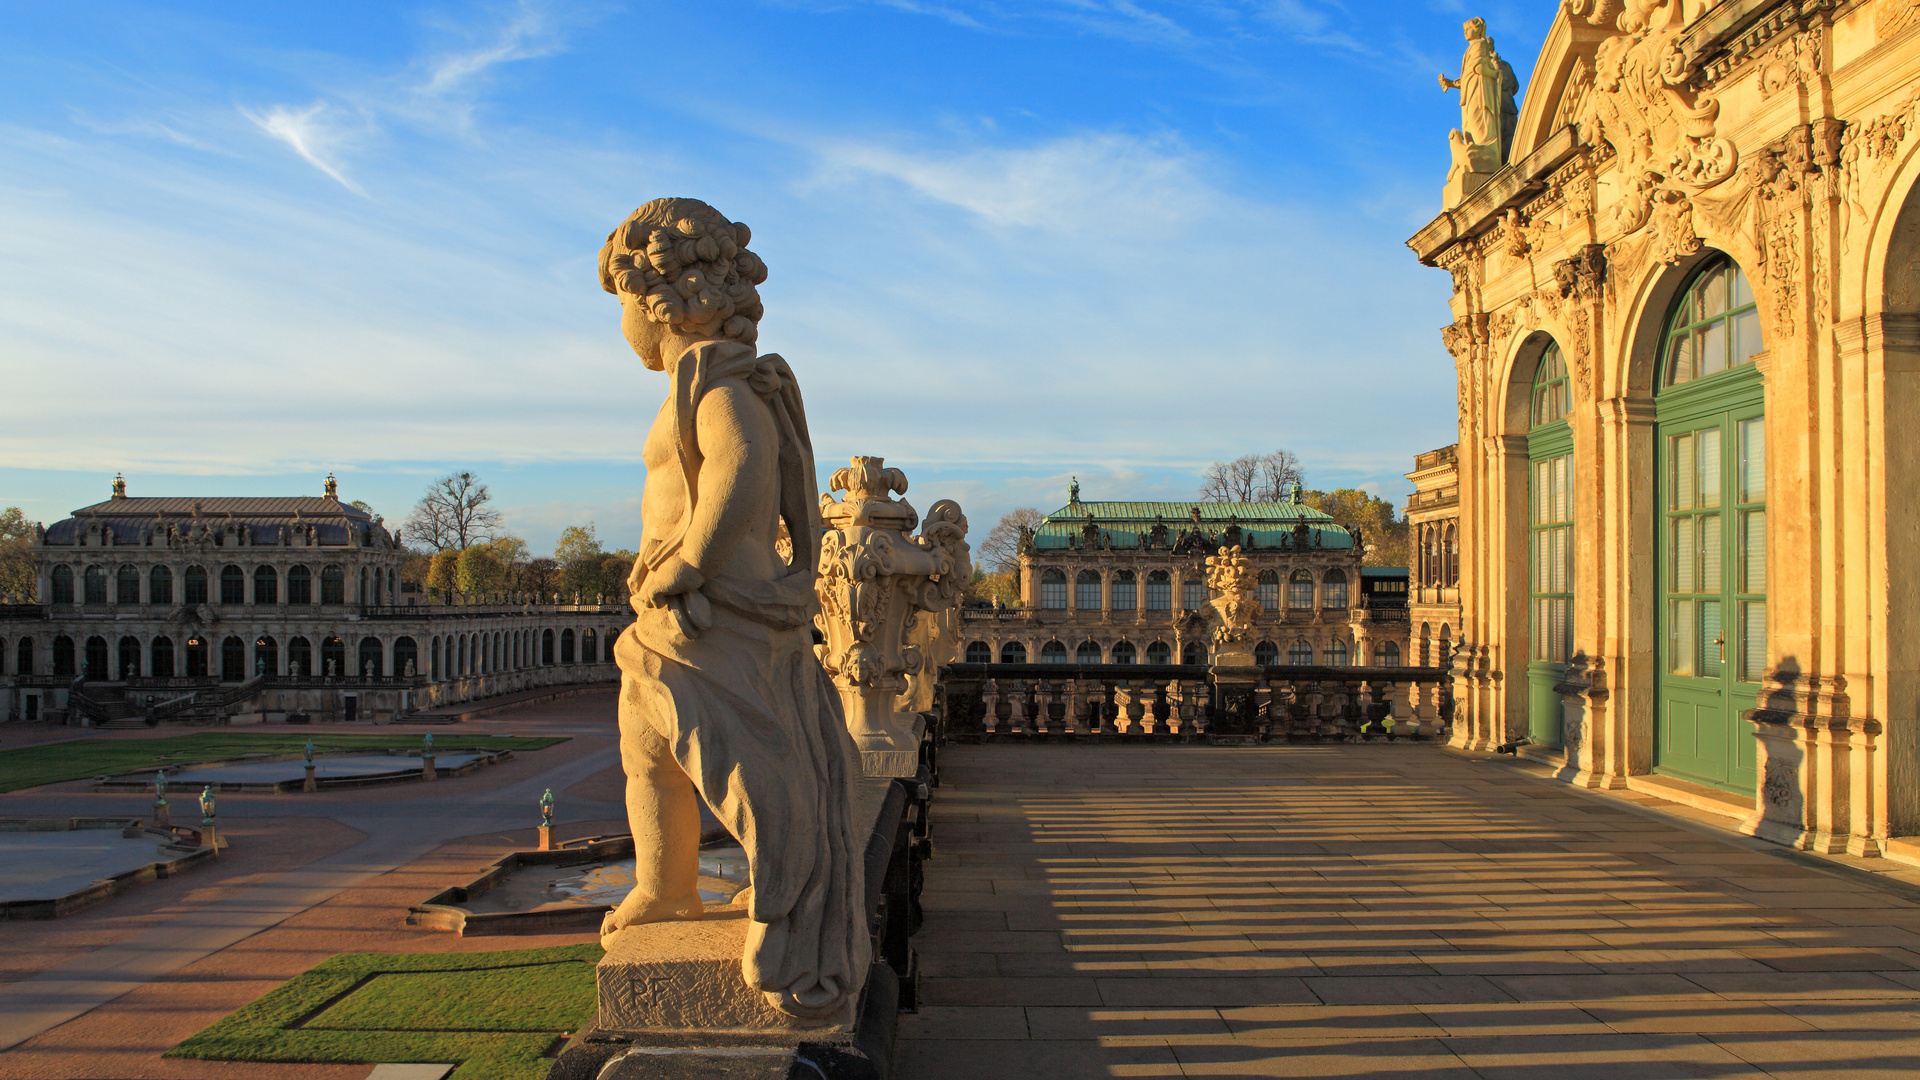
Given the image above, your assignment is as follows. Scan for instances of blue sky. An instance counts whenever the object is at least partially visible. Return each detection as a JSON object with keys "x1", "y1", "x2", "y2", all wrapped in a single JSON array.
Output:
[{"x1": 0, "y1": 1, "x2": 1556, "y2": 553}]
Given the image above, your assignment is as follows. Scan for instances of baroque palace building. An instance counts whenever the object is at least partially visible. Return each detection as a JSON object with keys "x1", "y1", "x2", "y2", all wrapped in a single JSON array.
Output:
[
  {"x1": 0, "y1": 475, "x2": 629, "y2": 725},
  {"x1": 1406, "y1": 444, "x2": 1464, "y2": 671},
  {"x1": 957, "y1": 483, "x2": 1413, "y2": 681},
  {"x1": 1413, "y1": 0, "x2": 1920, "y2": 858}
]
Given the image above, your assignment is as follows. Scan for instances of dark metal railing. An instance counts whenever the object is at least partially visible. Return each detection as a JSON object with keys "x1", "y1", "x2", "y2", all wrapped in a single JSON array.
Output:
[{"x1": 936, "y1": 662, "x2": 1455, "y2": 744}]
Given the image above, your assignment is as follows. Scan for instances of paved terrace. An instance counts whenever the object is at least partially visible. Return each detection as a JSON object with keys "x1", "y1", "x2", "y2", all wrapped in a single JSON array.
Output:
[{"x1": 902, "y1": 744, "x2": 1920, "y2": 1079}]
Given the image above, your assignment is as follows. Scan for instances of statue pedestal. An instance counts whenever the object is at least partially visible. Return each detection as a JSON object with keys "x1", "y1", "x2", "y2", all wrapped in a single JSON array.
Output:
[
  {"x1": 550, "y1": 777, "x2": 918, "y2": 1080},
  {"x1": 858, "y1": 714, "x2": 926, "y2": 778},
  {"x1": 1209, "y1": 662, "x2": 1264, "y2": 745}
]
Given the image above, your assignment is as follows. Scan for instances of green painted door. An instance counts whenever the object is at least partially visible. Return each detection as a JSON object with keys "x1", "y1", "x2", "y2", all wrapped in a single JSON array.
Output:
[
  {"x1": 1654, "y1": 259, "x2": 1766, "y2": 793},
  {"x1": 1528, "y1": 343, "x2": 1573, "y2": 748}
]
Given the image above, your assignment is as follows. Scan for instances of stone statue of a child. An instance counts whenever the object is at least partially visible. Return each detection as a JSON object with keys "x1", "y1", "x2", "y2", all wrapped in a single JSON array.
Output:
[{"x1": 598, "y1": 198, "x2": 869, "y2": 1022}]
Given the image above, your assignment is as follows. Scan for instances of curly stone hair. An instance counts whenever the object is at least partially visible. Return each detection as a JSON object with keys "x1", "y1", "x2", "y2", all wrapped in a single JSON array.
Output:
[{"x1": 599, "y1": 198, "x2": 768, "y2": 345}]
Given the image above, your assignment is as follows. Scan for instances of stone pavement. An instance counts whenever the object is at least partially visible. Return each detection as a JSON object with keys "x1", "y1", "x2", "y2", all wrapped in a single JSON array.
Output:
[{"x1": 899, "y1": 743, "x2": 1920, "y2": 1079}]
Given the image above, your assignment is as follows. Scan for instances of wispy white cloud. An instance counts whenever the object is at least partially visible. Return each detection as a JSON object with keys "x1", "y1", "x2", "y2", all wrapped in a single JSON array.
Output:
[{"x1": 240, "y1": 102, "x2": 366, "y2": 195}]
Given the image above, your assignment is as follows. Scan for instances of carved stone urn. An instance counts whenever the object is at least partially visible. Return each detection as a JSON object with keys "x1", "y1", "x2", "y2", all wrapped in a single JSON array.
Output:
[
  {"x1": 1204, "y1": 545, "x2": 1260, "y2": 669},
  {"x1": 815, "y1": 456, "x2": 970, "y2": 776}
]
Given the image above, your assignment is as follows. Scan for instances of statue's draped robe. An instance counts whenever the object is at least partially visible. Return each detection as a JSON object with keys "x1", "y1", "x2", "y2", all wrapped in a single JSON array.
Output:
[{"x1": 616, "y1": 339, "x2": 870, "y2": 1019}]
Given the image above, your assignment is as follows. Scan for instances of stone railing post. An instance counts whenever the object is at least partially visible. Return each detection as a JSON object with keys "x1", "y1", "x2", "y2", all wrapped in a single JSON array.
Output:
[{"x1": 816, "y1": 456, "x2": 970, "y2": 776}]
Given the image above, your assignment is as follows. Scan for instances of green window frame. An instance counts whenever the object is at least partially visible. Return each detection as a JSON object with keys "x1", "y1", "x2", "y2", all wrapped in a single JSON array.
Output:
[
  {"x1": 1528, "y1": 341, "x2": 1574, "y2": 748},
  {"x1": 1653, "y1": 255, "x2": 1766, "y2": 792}
]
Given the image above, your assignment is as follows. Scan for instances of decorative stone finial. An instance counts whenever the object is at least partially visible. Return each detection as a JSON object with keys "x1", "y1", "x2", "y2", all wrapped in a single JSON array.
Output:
[
  {"x1": 112, "y1": 472, "x2": 126, "y2": 500},
  {"x1": 540, "y1": 787, "x2": 555, "y2": 828},
  {"x1": 324, "y1": 472, "x2": 338, "y2": 500},
  {"x1": 1068, "y1": 476, "x2": 1080, "y2": 504},
  {"x1": 1204, "y1": 545, "x2": 1260, "y2": 668},
  {"x1": 816, "y1": 456, "x2": 970, "y2": 776}
]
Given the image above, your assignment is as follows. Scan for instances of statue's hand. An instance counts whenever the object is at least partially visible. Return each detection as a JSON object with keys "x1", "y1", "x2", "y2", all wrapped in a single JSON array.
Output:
[
  {"x1": 641, "y1": 556, "x2": 712, "y2": 635},
  {"x1": 1439, "y1": 73, "x2": 1456, "y2": 91}
]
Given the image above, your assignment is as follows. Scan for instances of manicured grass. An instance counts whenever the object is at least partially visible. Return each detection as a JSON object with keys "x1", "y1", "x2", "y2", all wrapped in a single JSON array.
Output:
[
  {"x1": 0, "y1": 732, "x2": 568, "y2": 793},
  {"x1": 168, "y1": 944, "x2": 602, "y2": 1080}
]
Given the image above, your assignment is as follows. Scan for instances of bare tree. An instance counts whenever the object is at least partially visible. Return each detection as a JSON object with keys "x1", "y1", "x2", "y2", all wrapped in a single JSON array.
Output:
[
  {"x1": 977, "y1": 507, "x2": 1045, "y2": 573},
  {"x1": 404, "y1": 471, "x2": 503, "y2": 550},
  {"x1": 1200, "y1": 450, "x2": 1304, "y2": 503}
]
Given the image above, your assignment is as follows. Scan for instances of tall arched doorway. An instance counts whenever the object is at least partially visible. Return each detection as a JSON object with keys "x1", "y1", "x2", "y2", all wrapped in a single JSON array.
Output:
[
  {"x1": 1527, "y1": 340, "x2": 1573, "y2": 748},
  {"x1": 1654, "y1": 254, "x2": 1766, "y2": 793}
]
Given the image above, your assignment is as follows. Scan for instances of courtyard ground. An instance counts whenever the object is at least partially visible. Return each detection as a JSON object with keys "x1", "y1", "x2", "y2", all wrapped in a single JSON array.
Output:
[
  {"x1": 7, "y1": 704, "x2": 1920, "y2": 1078},
  {"x1": 899, "y1": 743, "x2": 1920, "y2": 1079}
]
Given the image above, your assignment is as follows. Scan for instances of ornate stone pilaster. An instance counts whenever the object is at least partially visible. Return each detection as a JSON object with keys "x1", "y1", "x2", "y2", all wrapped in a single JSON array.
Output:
[{"x1": 815, "y1": 456, "x2": 970, "y2": 777}]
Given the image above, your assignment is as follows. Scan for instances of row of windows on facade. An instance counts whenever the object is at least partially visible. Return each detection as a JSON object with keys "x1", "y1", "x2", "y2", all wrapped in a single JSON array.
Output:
[
  {"x1": 46, "y1": 563, "x2": 395, "y2": 607},
  {"x1": 2, "y1": 628, "x2": 617, "y2": 681},
  {"x1": 1035, "y1": 568, "x2": 1353, "y2": 612},
  {"x1": 1415, "y1": 523, "x2": 1459, "y2": 588},
  {"x1": 962, "y1": 638, "x2": 1401, "y2": 666}
]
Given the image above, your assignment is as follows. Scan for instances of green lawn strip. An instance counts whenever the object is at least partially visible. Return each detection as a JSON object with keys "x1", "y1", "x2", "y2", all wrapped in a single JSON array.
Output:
[
  {"x1": 0, "y1": 732, "x2": 568, "y2": 793},
  {"x1": 168, "y1": 944, "x2": 602, "y2": 1080}
]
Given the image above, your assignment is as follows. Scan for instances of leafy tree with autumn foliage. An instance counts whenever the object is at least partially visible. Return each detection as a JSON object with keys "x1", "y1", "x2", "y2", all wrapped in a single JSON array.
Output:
[
  {"x1": 965, "y1": 507, "x2": 1042, "y2": 606},
  {"x1": 0, "y1": 508, "x2": 35, "y2": 601},
  {"x1": 1300, "y1": 488, "x2": 1409, "y2": 568}
]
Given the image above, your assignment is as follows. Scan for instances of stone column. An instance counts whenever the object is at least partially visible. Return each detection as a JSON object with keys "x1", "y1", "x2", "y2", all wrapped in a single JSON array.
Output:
[{"x1": 816, "y1": 457, "x2": 970, "y2": 776}]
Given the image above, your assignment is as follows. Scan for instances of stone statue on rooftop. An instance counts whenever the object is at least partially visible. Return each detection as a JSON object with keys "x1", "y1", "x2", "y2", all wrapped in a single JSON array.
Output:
[
  {"x1": 1439, "y1": 17, "x2": 1519, "y2": 207},
  {"x1": 598, "y1": 197, "x2": 868, "y2": 1022}
]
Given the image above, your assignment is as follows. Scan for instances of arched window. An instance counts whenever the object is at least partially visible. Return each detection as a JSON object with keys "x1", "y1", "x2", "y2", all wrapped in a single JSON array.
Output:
[
  {"x1": 1001, "y1": 641, "x2": 1028, "y2": 663},
  {"x1": 254, "y1": 565, "x2": 278, "y2": 604},
  {"x1": 288, "y1": 637, "x2": 312, "y2": 678},
  {"x1": 1181, "y1": 641, "x2": 1206, "y2": 665},
  {"x1": 1254, "y1": 640, "x2": 1279, "y2": 666},
  {"x1": 1325, "y1": 640, "x2": 1348, "y2": 666},
  {"x1": 1182, "y1": 577, "x2": 1205, "y2": 611},
  {"x1": 1111, "y1": 641, "x2": 1137, "y2": 664},
  {"x1": 221, "y1": 636, "x2": 246, "y2": 681},
  {"x1": 150, "y1": 636, "x2": 173, "y2": 678},
  {"x1": 116, "y1": 565, "x2": 140, "y2": 605},
  {"x1": 1287, "y1": 570, "x2": 1314, "y2": 610},
  {"x1": 1075, "y1": 571, "x2": 1101, "y2": 610},
  {"x1": 1145, "y1": 640, "x2": 1171, "y2": 664},
  {"x1": 320, "y1": 565, "x2": 345, "y2": 605},
  {"x1": 1040, "y1": 569, "x2": 1067, "y2": 609},
  {"x1": 220, "y1": 565, "x2": 245, "y2": 605},
  {"x1": 965, "y1": 641, "x2": 992, "y2": 663},
  {"x1": 582, "y1": 629, "x2": 598, "y2": 664},
  {"x1": 287, "y1": 564, "x2": 312, "y2": 605},
  {"x1": 359, "y1": 636, "x2": 383, "y2": 677},
  {"x1": 1288, "y1": 640, "x2": 1314, "y2": 665},
  {"x1": 13, "y1": 636, "x2": 29, "y2": 675},
  {"x1": 149, "y1": 565, "x2": 172, "y2": 604},
  {"x1": 118, "y1": 635, "x2": 140, "y2": 680},
  {"x1": 1145, "y1": 570, "x2": 1171, "y2": 610},
  {"x1": 1258, "y1": 570, "x2": 1280, "y2": 611},
  {"x1": 359, "y1": 567, "x2": 369, "y2": 605},
  {"x1": 1323, "y1": 569, "x2": 1348, "y2": 610},
  {"x1": 389, "y1": 568, "x2": 398, "y2": 603},
  {"x1": 320, "y1": 636, "x2": 346, "y2": 677},
  {"x1": 85, "y1": 635, "x2": 109, "y2": 679},
  {"x1": 1532, "y1": 340, "x2": 1570, "y2": 425},
  {"x1": 83, "y1": 566, "x2": 108, "y2": 605},
  {"x1": 604, "y1": 631, "x2": 616, "y2": 663},
  {"x1": 50, "y1": 565, "x2": 74, "y2": 604},
  {"x1": 183, "y1": 635, "x2": 209, "y2": 678},
  {"x1": 1444, "y1": 523, "x2": 1458, "y2": 586},
  {"x1": 542, "y1": 629, "x2": 556, "y2": 665},
  {"x1": 53, "y1": 635, "x2": 76, "y2": 676},
  {"x1": 1111, "y1": 571, "x2": 1136, "y2": 611},
  {"x1": 430, "y1": 637, "x2": 442, "y2": 681},
  {"x1": 1075, "y1": 640, "x2": 1103, "y2": 663},
  {"x1": 562, "y1": 629, "x2": 576, "y2": 664},
  {"x1": 455, "y1": 634, "x2": 466, "y2": 675},
  {"x1": 184, "y1": 565, "x2": 208, "y2": 605},
  {"x1": 1040, "y1": 640, "x2": 1068, "y2": 664},
  {"x1": 395, "y1": 636, "x2": 418, "y2": 678},
  {"x1": 1664, "y1": 259, "x2": 1762, "y2": 387},
  {"x1": 255, "y1": 636, "x2": 278, "y2": 677},
  {"x1": 1375, "y1": 641, "x2": 1401, "y2": 666}
]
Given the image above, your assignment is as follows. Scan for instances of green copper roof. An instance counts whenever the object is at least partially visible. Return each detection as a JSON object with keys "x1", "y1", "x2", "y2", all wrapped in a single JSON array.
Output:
[{"x1": 1033, "y1": 499, "x2": 1354, "y2": 552}]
